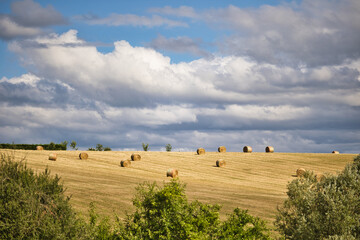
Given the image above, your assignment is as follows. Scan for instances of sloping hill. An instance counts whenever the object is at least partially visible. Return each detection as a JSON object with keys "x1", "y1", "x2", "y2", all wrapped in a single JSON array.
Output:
[{"x1": 1, "y1": 150, "x2": 356, "y2": 224}]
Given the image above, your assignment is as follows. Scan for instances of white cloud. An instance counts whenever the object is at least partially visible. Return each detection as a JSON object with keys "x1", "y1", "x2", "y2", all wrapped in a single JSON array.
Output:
[{"x1": 0, "y1": 73, "x2": 40, "y2": 87}]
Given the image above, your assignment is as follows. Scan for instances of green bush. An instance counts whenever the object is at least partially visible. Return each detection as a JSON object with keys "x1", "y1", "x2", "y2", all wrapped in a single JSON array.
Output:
[
  {"x1": 0, "y1": 153, "x2": 271, "y2": 239},
  {"x1": 119, "y1": 179, "x2": 270, "y2": 240},
  {"x1": 0, "y1": 153, "x2": 88, "y2": 239},
  {"x1": 275, "y1": 154, "x2": 360, "y2": 239}
]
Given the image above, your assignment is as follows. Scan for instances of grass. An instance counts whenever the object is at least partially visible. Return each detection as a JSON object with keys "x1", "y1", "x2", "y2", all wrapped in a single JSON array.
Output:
[{"x1": 1, "y1": 149, "x2": 356, "y2": 227}]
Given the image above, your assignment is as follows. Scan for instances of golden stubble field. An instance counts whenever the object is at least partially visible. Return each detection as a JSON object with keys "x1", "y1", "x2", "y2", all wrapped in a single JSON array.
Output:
[{"x1": 1, "y1": 149, "x2": 357, "y2": 226}]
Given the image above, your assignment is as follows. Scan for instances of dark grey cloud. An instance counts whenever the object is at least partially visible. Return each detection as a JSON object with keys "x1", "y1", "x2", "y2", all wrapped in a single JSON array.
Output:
[
  {"x1": 75, "y1": 13, "x2": 187, "y2": 27},
  {"x1": 148, "y1": 35, "x2": 211, "y2": 58},
  {"x1": 0, "y1": 0, "x2": 66, "y2": 40},
  {"x1": 11, "y1": 0, "x2": 67, "y2": 27},
  {"x1": 0, "y1": 15, "x2": 41, "y2": 40}
]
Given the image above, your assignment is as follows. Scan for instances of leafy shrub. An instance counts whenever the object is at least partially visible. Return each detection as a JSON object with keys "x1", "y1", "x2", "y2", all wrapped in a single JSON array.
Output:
[
  {"x1": 104, "y1": 147, "x2": 112, "y2": 151},
  {"x1": 275, "y1": 154, "x2": 360, "y2": 239},
  {"x1": 0, "y1": 153, "x2": 88, "y2": 239},
  {"x1": 119, "y1": 179, "x2": 270, "y2": 239}
]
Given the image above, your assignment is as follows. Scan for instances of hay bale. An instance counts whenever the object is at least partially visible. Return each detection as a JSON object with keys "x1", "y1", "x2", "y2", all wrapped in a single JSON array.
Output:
[
  {"x1": 48, "y1": 153, "x2": 57, "y2": 161},
  {"x1": 216, "y1": 159, "x2": 226, "y2": 167},
  {"x1": 79, "y1": 153, "x2": 88, "y2": 160},
  {"x1": 36, "y1": 146, "x2": 43, "y2": 150},
  {"x1": 166, "y1": 168, "x2": 178, "y2": 178},
  {"x1": 197, "y1": 148, "x2": 205, "y2": 155},
  {"x1": 296, "y1": 168, "x2": 306, "y2": 177},
  {"x1": 315, "y1": 173, "x2": 325, "y2": 182},
  {"x1": 218, "y1": 146, "x2": 226, "y2": 153},
  {"x1": 265, "y1": 146, "x2": 274, "y2": 153},
  {"x1": 243, "y1": 146, "x2": 252, "y2": 153},
  {"x1": 131, "y1": 153, "x2": 141, "y2": 161},
  {"x1": 120, "y1": 160, "x2": 131, "y2": 167},
  {"x1": 332, "y1": 151, "x2": 339, "y2": 154}
]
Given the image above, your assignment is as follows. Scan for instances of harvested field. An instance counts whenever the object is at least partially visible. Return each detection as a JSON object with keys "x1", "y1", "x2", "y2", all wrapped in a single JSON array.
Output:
[{"x1": 0, "y1": 150, "x2": 356, "y2": 225}]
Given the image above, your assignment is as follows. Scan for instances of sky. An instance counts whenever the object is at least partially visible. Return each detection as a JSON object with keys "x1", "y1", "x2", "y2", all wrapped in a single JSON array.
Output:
[{"x1": 0, "y1": 0, "x2": 359, "y2": 153}]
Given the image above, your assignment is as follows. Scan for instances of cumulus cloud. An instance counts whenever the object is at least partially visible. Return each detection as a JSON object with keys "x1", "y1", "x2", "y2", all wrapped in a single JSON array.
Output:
[
  {"x1": 1, "y1": 29, "x2": 359, "y2": 152},
  {"x1": 0, "y1": 0, "x2": 66, "y2": 40}
]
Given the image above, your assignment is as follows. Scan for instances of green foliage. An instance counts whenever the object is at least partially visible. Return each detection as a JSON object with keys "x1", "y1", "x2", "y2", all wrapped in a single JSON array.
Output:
[
  {"x1": 0, "y1": 143, "x2": 67, "y2": 150},
  {"x1": 61, "y1": 141, "x2": 68, "y2": 150},
  {"x1": 119, "y1": 179, "x2": 271, "y2": 240},
  {"x1": 0, "y1": 153, "x2": 271, "y2": 239},
  {"x1": 104, "y1": 147, "x2": 112, "y2": 151},
  {"x1": 142, "y1": 143, "x2": 149, "y2": 151},
  {"x1": 96, "y1": 144, "x2": 104, "y2": 151},
  {"x1": 88, "y1": 147, "x2": 96, "y2": 151},
  {"x1": 275, "y1": 154, "x2": 360, "y2": 239},
  {"x1": 218, "y1": 208, "x2": 271, "y2": 239},
  {"x1": 70, "y1": 141, "x2": 78, "y2": 150},
  {"x1": 165, "y1": 144, "x2": 172, "y2": 152},
  {"x1": 0, "y1": 153, "x2": 88, "y2": 239}
]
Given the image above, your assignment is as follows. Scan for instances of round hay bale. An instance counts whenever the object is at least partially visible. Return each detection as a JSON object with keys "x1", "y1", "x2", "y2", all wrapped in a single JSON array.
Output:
[
  {"x1": 332, "y1": 151, "x2": 339, "y2": 154},
  {"x1": 48, "y1": 153, "x2": 57, "y2": 161},
  {"x1": 265, "y1": 146, "x2": 274, "y2": 153},
  {"x1": 120, "y1": 160, "x2": 131, "y2": 167},
  {"x1": 166, "y1": 168, "x2": 178, "y2": 178},
  {"x1": 243, "y1": 146, "x2": 252, "y2": 153},
  {"x1": 197, "y1": 148, "x2": 205, "y2": 155},
  {"x1": 79, "y1": 153, "x2": 88, "y2": 160},
  {"x1": 315, "y1": 173, "x2": 325, "y2": 182},
  {"x1": 131, "y1": 153, "x2": 141, "y2": 161},
  {"x1": 216, "y1": 159, "x2": 226, "y2": 167},
  {"x1": 218, "y1": 146, "x2": 226, "y2": 153},
  {"x1": 296, "y1": 168, "x2": 306, "y2": 177},
  {"x1": 36, "y1": 146, "x2": 43, "y2": 151}
]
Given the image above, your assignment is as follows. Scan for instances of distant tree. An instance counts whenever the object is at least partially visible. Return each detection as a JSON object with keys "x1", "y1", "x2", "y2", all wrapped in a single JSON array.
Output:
[
  {"x1": 96, "y1": 144, "x2": 103, "y2": 151},
  {"x1": 275, "y1": 154, "x2": 360, "y2": 239},
  {"x1": 142, "y1": 143, "x2": 149, "y2": 151},
  {"x1": 166, "y1": 143, "x2": 172, "y2": 152},
  {"x1": 61, "y1": 141, "x2": 68, "y2": 150},
  {"x1": 88, "y1": 147, "x2": 96, "y2": 151},
  {"x1": 104, "y1": 147, "x2": 111, "y2": 151},
  {"x1": 70, "y1": 141, "x2": 78, "y2": 150},
  {"x1": 47, "y1": 142, "x2": 56, "y2": 150}
]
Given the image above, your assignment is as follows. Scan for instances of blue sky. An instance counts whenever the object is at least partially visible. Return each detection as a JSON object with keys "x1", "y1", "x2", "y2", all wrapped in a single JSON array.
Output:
[{"x1": 0, "y1": 0, "x2": 359, "y2": 152}]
